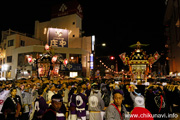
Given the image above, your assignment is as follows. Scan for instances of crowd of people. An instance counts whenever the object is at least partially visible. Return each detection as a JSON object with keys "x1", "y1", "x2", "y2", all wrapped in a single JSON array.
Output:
[{"x1": 0, "y1": 78, "x2": 180, "y2": 120}]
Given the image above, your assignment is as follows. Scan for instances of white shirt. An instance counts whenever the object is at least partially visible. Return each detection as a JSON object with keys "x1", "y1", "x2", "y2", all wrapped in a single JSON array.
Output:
[{"x1": 47, "y1": 91, "x2": 54, "y2": 101}]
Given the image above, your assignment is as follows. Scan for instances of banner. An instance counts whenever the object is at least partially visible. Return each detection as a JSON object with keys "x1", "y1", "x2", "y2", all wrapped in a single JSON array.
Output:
[
  {"x1": 47, "y1": 28, "x2": 69, "y2": 47},
  {"x1": 61, "y1": 64, "x2": 82, "y2": 71}
]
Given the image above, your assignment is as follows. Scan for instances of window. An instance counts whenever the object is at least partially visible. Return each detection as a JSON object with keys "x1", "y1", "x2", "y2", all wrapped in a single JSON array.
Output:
[
  {"x1": 69, "y1": 54, "x2": 81, "y2": 64},
  {"x1": 3, "y1": 58, "x2": 5, "y2": 64},
  {"x1": 20, "y1": 40, "x2": 25, "y2": 46},
  {"x1": 9, "y1": 66, "x2": 12, "y2": 70},
  {"x1": 7, "y1": 56, "x2": 12, "y2": 63},
  {"x1": 8, "y1": 40, "x2": 14, "y2": 47},
  {"x1": 4, "y1": 43, "x2": 6, "y2": 49}
]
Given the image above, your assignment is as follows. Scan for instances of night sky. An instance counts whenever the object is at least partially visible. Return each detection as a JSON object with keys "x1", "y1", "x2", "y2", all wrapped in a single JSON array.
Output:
[{"x1": 0, "y1": 0, "x2": 166, "y2": 67}]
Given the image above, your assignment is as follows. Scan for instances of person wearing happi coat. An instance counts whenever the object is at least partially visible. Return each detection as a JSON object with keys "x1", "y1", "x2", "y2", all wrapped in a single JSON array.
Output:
[
  {"x1": 104, "y1": 89, "x2": 129, "y2": 120},
  {"x1": 68, "y1": 87, "x2": 77, "y2": 120},
  {"x1": 75, "y1": 86, "x2": 87, "y2": 120},
  {"x1": 88, "y1": 85, "x2": 105, "y2": 120}
]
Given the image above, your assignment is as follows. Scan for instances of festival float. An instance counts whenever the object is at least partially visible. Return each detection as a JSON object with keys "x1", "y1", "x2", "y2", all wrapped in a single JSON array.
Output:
[
  {"x1": 119, "y1": 41, "x2": 160, "y2": 82},
  {"x1": 27, "y1": 44, "x2": 68, "y2": 80}
]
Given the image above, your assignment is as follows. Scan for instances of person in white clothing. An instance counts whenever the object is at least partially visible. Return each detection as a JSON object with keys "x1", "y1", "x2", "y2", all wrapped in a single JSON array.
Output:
[{"x1": 47, "y1": 85, "x2": 55, "y2": 105}]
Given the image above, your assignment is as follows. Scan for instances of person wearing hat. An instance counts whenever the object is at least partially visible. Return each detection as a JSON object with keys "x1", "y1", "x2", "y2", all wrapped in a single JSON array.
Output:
[
  {"x1": 104, "y1": 89, "x2": 129, "y2": 120},
  {"x1": 42, "y1": 94, "x2": 66, "y2": 120},
  {"x1": 88, "y1": 85, "x2": 105, "y2": 120}
]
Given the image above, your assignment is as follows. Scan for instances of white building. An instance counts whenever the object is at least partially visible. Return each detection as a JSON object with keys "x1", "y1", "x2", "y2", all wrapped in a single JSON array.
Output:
[{"x1": 0, "y1": 1, "x2": 92, "y2": 80}]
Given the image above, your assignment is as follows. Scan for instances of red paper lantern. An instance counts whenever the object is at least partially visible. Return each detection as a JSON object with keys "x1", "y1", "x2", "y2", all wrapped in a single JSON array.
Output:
[
  {"x1": 64, "y1": 59, "x2": 68, "y2": 66},
  {"x1": 52, "y1": 56, "x2": 57, "y2": 63},
  {"x1": 45, "y1": 44, "x2": 50, "y2": 50},
  {"x1": 28, "y1": 56, "x2": 32, "y2": 63}
]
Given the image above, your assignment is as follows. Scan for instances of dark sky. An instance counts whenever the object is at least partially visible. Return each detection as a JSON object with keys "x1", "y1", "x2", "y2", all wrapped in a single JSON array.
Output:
[{"x1": 0, "y1": 0, "x2": 166, "y2": 62}]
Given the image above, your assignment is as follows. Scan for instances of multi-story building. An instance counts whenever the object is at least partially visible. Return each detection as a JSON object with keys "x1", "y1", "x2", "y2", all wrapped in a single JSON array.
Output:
[
  {"x1": 164, "y1": 0, "x2": 180, "y2": 75},
  {"x1": 0, "y1": 0, "x2": 92, "y2": 80}
]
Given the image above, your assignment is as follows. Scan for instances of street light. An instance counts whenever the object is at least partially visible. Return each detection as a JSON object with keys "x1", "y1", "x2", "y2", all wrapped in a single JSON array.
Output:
[
  {"x1": 102, "y1": 43, "x2": 106, "y2": 47},
  {"x1": 91, "y1": 35, "x2": 107, "y2": 78}
]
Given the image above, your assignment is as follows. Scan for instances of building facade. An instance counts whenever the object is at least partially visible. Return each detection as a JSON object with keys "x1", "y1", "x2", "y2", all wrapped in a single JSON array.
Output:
[
  {"x1": 0, "y1": 1, "x2": 92, "y2": 80},
  {"x1": 164, "y1": 0, "x2": 180, "y2": 74}
]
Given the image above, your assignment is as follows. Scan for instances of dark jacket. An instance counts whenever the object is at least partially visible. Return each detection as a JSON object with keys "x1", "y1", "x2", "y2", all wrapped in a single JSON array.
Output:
[
  {"x1": 1, "y1": 95, "x2": 22, "y2": 114},
  {"x1": 42, "y1": 105, "x2": 56, "y2": 120}
]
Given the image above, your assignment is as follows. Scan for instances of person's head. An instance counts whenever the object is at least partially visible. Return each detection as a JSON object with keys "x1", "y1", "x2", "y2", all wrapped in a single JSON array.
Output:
[
  {"x1": 67, "y1": 84, "x2": 71, "y2": 90},
  {"x1": 77, "y1": 86, "x2": 82, "y2": 94},
  {"x1": 27, "y1": 84, "x2": 31, "y2": 88},
  {"x1": 113, "y1": 90, "x2": 124, "y2": 106},
  {"x1": 92, "y1": 85, "x2": 99, "y2": 93},
  {"x1": 10, "y1": 88, "x2": 17, "y2": 97},
  {"x1": 70, "y1": 87, "x2": 77, "y2": 94},
  {"x1": 38, "y1": 88, "x2": 44, "y2": 96},
  {"x1": 62, "y1": 83, "x2": 66, "y2": 88},
  {"x1": 80, "y1": 81, "x2": 86, "y2": 89},
  {"x1": 20, "y1": 85, "x2": 25, "y2": 91},
  {"x1": 51, "y1": 94, "x2": 63, "y2": 111}
]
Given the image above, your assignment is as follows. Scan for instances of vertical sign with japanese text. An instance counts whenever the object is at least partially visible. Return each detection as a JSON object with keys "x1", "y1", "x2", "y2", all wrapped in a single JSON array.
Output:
[{"x1": 47, "y1": 28, "x2": 69, "y2": 47}]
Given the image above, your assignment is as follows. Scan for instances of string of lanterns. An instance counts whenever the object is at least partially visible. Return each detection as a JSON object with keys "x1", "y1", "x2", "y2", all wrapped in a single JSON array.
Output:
[{"x1": 98, "y1": 60, "x2": 118, "y2": 74}]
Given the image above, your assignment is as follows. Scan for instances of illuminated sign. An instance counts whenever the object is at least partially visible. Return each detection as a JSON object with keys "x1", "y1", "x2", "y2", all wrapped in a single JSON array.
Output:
[
  {"x1": 92, "y1": 35, "x2": 95, "y2": 52},
  {"x1": 47, "y1": 28, "x2": 69, "y2": 47},
  {"x1": 61, "y1": 64, "x2": 82, "y2": 71},
  {"x1": 90, "y1": 54, "x2": 94, "y2": 69}
]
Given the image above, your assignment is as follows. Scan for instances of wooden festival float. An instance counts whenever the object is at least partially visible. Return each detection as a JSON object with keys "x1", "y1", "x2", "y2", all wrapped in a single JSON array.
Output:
[{"x1": 119, "y1": 41, "x2": 160, "y2": 82}]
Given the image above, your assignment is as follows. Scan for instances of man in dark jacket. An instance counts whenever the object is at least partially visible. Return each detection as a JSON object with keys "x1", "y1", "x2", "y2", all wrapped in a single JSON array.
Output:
[
  {"x1": 1, "y1": 88, "x2": 22, "y2": 120},
  {"x1": 42, "y1": 94, "x2": 66, "y2": 120}
]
